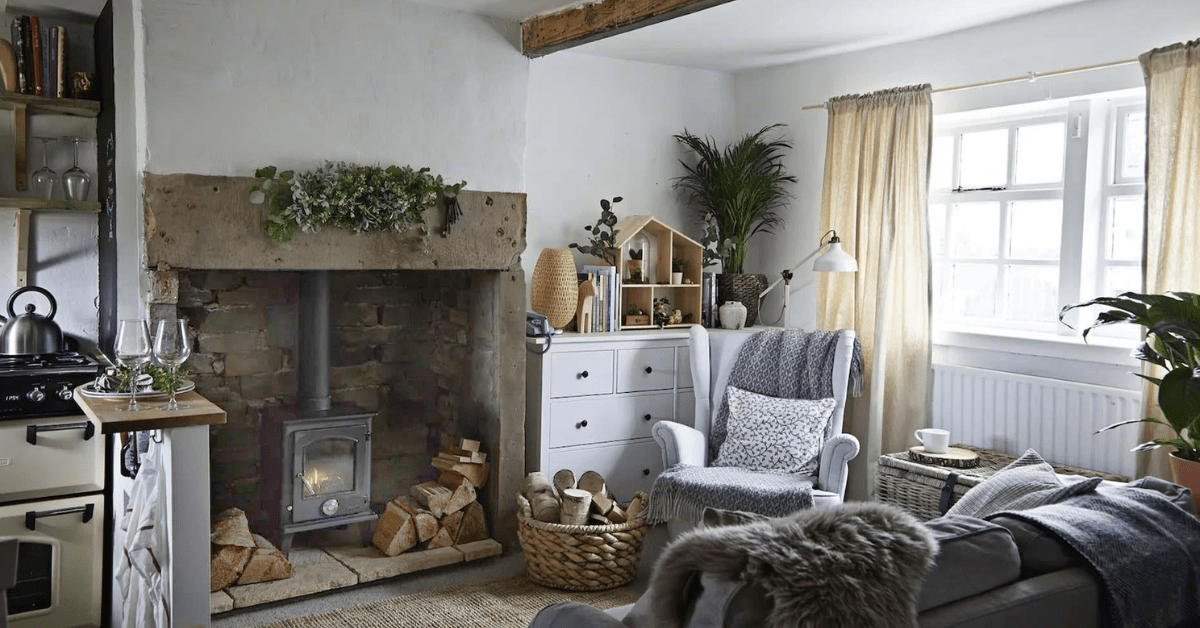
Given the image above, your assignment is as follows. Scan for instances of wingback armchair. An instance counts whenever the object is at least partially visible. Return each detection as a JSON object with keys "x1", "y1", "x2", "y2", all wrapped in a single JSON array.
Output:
[{"x1": 651, "y1": 326, "x2": 860, "y2": 534}]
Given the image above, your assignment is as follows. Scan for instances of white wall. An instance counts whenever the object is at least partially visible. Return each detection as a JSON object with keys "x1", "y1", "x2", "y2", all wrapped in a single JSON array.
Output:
[
  {"x1": 734, "y1": 0, "x2": 1200, "y2": 332},
  {"x1": 139, "y1": 0, "x2": 527, "y2": 193},
  {"x1": 524, "y1": 52, "x2": 736, "y2": 280}
]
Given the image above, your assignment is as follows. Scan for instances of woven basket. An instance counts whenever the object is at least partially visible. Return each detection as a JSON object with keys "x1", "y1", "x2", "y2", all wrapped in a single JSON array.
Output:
[
  {"x1": 877, "y1": 445, "x2": 1128, "y2": 521},
  {"x1": 717, "y1": 273, "x2": 768, "y2": 327},
  {"x1": 530, "y1": 248, "x2": 580, "y2": 329},
  {"x1": 517, "y1": 492, "x2": 648, "y2": 592}
]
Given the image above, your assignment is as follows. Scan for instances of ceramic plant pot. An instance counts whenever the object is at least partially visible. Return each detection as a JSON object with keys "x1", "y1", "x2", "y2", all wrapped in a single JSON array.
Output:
[
  {"x1": 1169, "y1": 451, "x2": 1200, "y2": 514},
  {"x1": 671, "y1": 272, "x2": 683, "y2": 285},
  {"x1": 718, "y1": 301, "x2": 748, "y2": 330}
]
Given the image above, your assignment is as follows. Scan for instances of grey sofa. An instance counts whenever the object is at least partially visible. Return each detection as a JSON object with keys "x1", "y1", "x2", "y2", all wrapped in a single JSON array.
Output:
[{"x1": 529, "y1": 482, "x2": 1197, "y2": 628}]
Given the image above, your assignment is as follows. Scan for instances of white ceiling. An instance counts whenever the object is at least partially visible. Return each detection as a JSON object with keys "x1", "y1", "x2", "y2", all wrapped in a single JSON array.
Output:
[{"x1": 432, "y1": 0, "x2": 1096, "y2": 73}]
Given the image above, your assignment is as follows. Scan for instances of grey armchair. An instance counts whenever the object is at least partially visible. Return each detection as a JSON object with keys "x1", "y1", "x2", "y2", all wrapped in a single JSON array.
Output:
[{"x1": 651, "y1": 326, "x2": 860, "y2": 535}]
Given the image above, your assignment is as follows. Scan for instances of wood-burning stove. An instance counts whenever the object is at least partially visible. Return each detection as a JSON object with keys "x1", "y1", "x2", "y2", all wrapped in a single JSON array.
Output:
[{"x1": 261, "y1": 271, "x2": 377, "y2": 554}]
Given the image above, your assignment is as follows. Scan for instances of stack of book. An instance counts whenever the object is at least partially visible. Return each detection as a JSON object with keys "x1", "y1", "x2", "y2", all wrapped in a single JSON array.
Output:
[
  {"x1": 10, "y1": 15, "x2": 72, "y2": 98},
  {"x1": 577, "y1": 265, "x2": 617, "y2": 333}
]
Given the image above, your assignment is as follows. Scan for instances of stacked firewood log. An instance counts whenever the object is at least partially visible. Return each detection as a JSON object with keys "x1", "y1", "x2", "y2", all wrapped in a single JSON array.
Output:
[
  {"x1": 372, "y1": 437, "x2": 490, "y2": 557},
  {"x1": 210, "y1": 508, "x2": 293, "y2": 591},
  {"x1": 518, "y1": 469, "x2": 643, "y2": 526}
]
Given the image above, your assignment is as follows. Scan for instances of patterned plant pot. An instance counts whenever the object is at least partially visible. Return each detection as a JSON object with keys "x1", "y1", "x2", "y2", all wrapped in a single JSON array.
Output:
[{"x1": 717, "y1": 273, "x2": 768, "y2": 327}]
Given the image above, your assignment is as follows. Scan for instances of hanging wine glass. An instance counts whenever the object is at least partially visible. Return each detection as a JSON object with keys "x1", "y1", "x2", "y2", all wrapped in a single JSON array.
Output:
[
  {"x1": 62, "y1": 136, "x2": 90, "y2": 201},
  {"x1": 153, "y1": 319, "x2": 191, "y2": 411},
  {"x1": 30, "y1": 137, "x2": 57, "y2": 200}
]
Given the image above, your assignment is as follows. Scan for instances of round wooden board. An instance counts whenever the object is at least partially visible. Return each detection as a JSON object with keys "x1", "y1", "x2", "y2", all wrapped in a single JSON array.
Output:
[{"x1": 908, "y1": 446, "x2": 981, "y2": 469}]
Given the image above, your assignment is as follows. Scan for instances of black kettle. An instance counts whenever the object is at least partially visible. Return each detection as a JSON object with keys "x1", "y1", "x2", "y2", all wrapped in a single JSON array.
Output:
[{"x1": 0, "y1": 286, "x2": 64, "y2": 355}]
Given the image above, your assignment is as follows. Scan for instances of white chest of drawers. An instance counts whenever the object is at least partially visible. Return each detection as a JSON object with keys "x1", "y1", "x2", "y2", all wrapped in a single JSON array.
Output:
[{"x1": 525, "y1": 330, "x2": 694, "y2": 501}]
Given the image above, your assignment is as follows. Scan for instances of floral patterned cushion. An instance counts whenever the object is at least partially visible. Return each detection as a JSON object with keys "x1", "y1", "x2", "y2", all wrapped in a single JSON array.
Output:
[{"x1": 711, "y1": 386, "x2": 836, "y2": 475}]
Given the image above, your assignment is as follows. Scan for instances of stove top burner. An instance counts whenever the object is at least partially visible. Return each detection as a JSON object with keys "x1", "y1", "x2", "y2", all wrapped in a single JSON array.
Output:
[{"x1": 0, "y1": 351, "x2": 95, "y2": 371}]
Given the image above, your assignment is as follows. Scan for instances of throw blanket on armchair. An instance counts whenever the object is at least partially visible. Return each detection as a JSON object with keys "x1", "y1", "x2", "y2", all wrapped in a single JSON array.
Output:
[
  {"x1": 646, "y1": 329, "x2": 863, "y2": 525},
  {"x1": 628, "y1": 502, "x2": 936, "y2": 628},
  {"x1": 989, "y1": 477, "x2": 1200, "y2": 628}
]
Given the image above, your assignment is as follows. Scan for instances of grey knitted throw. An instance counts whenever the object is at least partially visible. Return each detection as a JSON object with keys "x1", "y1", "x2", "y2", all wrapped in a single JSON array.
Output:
[
  {"x1": 646, "y1": 329, "x2": 863, "y2": 525},
  {"x1": 988, "y1": 477, "x2": 1200, "y2": 628}
]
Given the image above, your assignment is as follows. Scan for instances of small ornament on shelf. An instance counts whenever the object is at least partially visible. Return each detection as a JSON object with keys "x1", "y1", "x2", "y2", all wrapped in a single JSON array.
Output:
[
  {"x1": 671, "y1": 257, "x2": 684, "y2": 285},
  {"x1": 653, "y1": 297, "x2": 672, "y2": 328},
  {"x1": 624, "y1": 303, "x2": 649, "y2": 327}
]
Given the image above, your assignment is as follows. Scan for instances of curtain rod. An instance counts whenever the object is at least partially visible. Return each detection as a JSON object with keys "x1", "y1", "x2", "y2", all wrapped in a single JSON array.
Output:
[{"x1": 800, "y1": 57, "x2": 1140, "y2": 111}]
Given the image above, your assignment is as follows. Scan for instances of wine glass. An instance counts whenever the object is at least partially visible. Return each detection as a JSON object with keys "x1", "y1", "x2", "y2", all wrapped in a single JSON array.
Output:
[
  {"x1": 114, "y1": 319, "x2": 151, "y2": 412},
  {"x1": 153, "y1": 319, "x2": 191, "y2": 411},
  {"x1": 30, "y1": 137, "x2": 57, "y2": 200},
  {"x1": 62, "y1": 137, "x2": 90, "y2": 201}
]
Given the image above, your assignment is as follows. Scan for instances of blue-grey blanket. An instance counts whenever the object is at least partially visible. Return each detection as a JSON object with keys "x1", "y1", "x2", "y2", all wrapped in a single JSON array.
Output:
[{"x1": 989, "y1": 477, "x2": 1200, "y2": 628}]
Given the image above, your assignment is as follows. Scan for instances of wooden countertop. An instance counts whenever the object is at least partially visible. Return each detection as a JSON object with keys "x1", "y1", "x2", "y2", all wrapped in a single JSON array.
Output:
[{"x1": 73, "y1": 385, "x2": 227, "y2": 434}]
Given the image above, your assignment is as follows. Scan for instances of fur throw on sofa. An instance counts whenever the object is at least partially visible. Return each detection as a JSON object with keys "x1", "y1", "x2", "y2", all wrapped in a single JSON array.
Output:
[{"x1": 638, "y1": 502, "x2": 937, "y2": 628}]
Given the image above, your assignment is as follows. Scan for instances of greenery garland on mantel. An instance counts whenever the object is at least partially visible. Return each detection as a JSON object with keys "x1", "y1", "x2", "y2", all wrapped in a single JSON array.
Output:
[{"x1": 250, "y1": 162, "x2": 466, "y2": 244}]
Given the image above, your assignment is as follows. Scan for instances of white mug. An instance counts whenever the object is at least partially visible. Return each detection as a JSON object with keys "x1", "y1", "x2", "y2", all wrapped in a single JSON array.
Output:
[{"x1": 914, "y1": 428, "x2": 950, "y2": 454}]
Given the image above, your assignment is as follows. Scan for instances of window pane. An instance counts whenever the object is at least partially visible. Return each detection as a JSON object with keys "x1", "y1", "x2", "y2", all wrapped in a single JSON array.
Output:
[
  {"x1": 1014, "y1": 122, "x2": 1065, "y2": 185},
  {"x1": 929, "y1": 203, "x2": 947, "y2": 257},
  {"x1": 1121, "y1": 110, "x2": 1146, "y2": 181},
  {"x1": 1104, "y1": 266, "x2": 1142, "y2": 296},
  {"x1": 950, "y1": 264, "x2": 997, "y2": 319},
  {"x1": 959, "y1": 128, "x2": 1009, "y2": 188},
  {"x1": 1008, "y1": 200, "x2": 1062, "y2": 260},
  {"x1": 1108, "y1": 197, "x2": 1144, "y2": 261},
  {"x1": 1005, "y1": 265, "x2": 1058, "y2": 323},
  {"x1": 931, "y1": 136, "x2": 954, "y2": 190},
  {"x1": 948, "y1": 202, "x2": 1000, "y2": 258}
]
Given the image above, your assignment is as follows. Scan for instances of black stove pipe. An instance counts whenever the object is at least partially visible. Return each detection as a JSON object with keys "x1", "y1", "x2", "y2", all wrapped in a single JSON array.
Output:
[{"x1": 298, "y1": 271, "x2": 331, "y2": 414}]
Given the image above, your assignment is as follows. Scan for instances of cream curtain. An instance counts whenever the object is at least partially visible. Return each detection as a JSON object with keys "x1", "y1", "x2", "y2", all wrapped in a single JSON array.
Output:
[
  {"x1": 1137, "y1": 40, "x2": 1200, "y2": 480},
  {"x1": 817, "y1": 85, "x2": 933, "y2": 501}
]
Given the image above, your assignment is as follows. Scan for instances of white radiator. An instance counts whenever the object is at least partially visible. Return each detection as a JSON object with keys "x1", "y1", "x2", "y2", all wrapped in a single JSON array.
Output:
[{"x1": 931, "y1": 364, "x2": 1140, "y2": 479}]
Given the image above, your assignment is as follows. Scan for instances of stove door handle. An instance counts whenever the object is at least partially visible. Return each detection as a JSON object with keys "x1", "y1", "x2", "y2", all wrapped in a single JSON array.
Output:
[
  {"x1": 25, "y1": 503, "x2": 95, "y2": 531},
  {"x1": 26, "y1": 420, "x2": 95, "y2": 446}
]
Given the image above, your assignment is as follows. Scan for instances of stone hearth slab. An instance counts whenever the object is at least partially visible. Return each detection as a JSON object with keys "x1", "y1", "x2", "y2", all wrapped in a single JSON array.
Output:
[
  {"x1": 456, "y1": 539, "x2": 503, "y2": 561},
  {"x1": 210, "y1": 590, "x2": 233, "y2": 614},
  {"x1": 225, "y1": 548, "x2": 357, "y2": 608},
  {"x1": 325, "y1": 545, "x2": 464, "y2": 583}
]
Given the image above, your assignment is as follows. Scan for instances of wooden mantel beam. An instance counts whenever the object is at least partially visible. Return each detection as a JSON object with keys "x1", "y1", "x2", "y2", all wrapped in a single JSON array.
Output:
[{"x1": 522, "y1": 0, "x2": 736, "y2": 58}]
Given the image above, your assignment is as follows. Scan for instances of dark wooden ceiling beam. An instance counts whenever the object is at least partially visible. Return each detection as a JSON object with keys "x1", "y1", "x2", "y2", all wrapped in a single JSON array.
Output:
[{"x1": 522, "y1": 0, "x2": 737, "y2": 58}]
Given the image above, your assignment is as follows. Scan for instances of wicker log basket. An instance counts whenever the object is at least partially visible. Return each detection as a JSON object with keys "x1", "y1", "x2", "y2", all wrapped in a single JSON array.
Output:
[{"x1": 517, "y1": 492, "x2": 648, "y2": 592}]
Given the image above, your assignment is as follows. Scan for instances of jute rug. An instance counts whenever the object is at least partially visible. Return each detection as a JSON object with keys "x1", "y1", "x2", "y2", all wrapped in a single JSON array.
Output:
[{"x1": 257, "y1": 575, "x2": 640, "y2": 628}]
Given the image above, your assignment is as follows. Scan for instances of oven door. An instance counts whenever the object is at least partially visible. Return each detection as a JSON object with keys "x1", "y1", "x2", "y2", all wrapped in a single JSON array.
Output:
[
  {"x1": 0, "y1": 493, "x2": 103, "y2": 628},
  {"x1": 0, "y1": 415, "x2": 103, "y2": 502}
]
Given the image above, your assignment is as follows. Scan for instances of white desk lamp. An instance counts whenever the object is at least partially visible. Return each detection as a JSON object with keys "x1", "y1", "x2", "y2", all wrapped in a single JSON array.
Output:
[{"x1": 759, "y1": 230, "x2": 858, "y2": 327}]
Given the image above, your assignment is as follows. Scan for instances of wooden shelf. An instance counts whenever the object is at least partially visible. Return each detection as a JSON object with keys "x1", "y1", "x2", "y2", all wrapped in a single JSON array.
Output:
[
  {"x1": 0, "y1": 197, "x2": 100, "y2": 212},
  {"x1": 0, "y1": 93, "x2": 100, "y2": 117},
  {"x1": 73, "y1": 385, "x2": 227, "y2": 434}
]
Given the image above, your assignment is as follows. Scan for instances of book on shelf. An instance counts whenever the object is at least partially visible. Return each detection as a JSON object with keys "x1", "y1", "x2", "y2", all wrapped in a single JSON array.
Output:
[
  {"x1": 9, "y1": 16, "x2": 74, "y2": 99},
  {"x1": 54, "y1": 25, "x2": 67, "y2": 98},
  {"x1": 12, "y1": 17, "x2": 28, "y2": 94},
  {"x1": 583, "y1": 265, "x2": 617, "y2": 333},
  {"x1": 28, "y1": 15, "x2": 41, "y2": 96}
]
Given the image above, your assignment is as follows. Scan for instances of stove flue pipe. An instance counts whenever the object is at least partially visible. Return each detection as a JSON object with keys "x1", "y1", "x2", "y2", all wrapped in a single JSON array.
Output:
[{"x1": 298, "y1": 271, "x2": 332, "y2": 414}]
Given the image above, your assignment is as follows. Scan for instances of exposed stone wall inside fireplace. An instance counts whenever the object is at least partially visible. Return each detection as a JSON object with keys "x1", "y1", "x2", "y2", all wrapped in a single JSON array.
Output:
[{"x1": 179, "y1": 269, "x2": 483, "y2": 531}]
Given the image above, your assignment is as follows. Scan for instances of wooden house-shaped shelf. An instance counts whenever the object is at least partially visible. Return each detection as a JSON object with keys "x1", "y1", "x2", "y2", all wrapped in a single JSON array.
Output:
[{"x1": 612, "y1": 215, "x2": 703, "y2": 330}]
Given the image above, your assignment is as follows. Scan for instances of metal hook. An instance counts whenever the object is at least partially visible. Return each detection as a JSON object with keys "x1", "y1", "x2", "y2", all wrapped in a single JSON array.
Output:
[{"x1": 149, "y1": 429, "x2": 164, "y2": 444}]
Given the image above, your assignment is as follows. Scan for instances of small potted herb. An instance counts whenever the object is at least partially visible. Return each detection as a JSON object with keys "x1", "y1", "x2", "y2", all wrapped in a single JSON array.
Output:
[
  {"x1": 671, "y1": 258, "x2": 685, "y2": 285},
  {"x1": 625, "y1": 303, "x2": 650, "y2": 327},
  {"x1": 627, "y1": 248, "x2": 645, "y2": 283}
]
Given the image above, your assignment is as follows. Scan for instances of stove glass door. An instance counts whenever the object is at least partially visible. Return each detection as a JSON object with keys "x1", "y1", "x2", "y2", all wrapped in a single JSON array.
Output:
[
  {"x1": 290, "y1": 423, "x2": 371, "y2": 522},
  {"x1": 300, "y1": 436, "x2": 357, "y2": 498}
]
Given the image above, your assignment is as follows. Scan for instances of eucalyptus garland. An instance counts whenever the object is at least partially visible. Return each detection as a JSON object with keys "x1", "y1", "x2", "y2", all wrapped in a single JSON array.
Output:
[{"x1": 250, "y1": 162, "x2": 466, "y2": 244}]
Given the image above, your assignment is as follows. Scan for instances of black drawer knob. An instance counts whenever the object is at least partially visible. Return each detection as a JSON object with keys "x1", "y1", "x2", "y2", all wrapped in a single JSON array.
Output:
[
  {"x1": 580, "y1": 370, "x2": 589, "y2": 379},
  {"x1": 642, "y1": 469, "x2": 651, "y2": 476},
  {"x1": 578, "y1": 420, "x2": 588, "y2": 428},
  {"x1": 645, "y1": 366, "x2": 653, "y2": 374},
  {"x1": 643, "y1": 414, "x2": 652, "y2": 421}
]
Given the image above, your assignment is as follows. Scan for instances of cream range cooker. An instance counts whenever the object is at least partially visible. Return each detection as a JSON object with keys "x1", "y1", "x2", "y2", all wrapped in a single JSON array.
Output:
[{"x1": 0, "y1": 351, "x2": 106, "y2": 628}]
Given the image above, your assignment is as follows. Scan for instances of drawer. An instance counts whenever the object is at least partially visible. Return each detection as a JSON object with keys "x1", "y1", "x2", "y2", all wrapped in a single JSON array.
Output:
[
  {"x1": 550, "y1": 350, "x2": 614, "y2": 398},
  {"x1": 545, "y1": 439, "x2": 665, "y2": 502},
  {"x1": 549, "y1": 393, "x2": 675, "y2": 448},
  {"x1": 0, "y1": 415, "x2": 103, "y2": 503},
  {"x1": 676, "y1": 347, "x2": 693, "y2": 389},
  {"x1": 616, "y1": 347, "x2": 676, "y2": 393}
]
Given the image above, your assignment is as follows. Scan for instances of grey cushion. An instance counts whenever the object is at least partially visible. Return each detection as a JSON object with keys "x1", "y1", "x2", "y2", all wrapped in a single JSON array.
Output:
[
  {"x1": 529, "y1": 602, "x2": 626, "y2": 628},
  {"x1": 918, "y1": 515, "x2": 1021, "y2": 612},
  {"x1": 713, "y1": 386, "x2": 835, "y2": 474},
  {"x1": 700, "y1": 506, "x2": 768, "y2": 528},
  {"x1": 989, "y1": 515, "x2": 1084, "y2": 578},
  {"x1": 946, "y1": 449, "x2": 1102, "y2": 518}
]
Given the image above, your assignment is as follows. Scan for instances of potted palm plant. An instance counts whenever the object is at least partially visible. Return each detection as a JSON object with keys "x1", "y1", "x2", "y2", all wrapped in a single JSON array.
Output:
[
  {"x1": 1061, "y1": 291, "x2": 1200, "y2": 499},
  {"x1": 673, "y1": 125, "x2": 796, "y2": 327}
]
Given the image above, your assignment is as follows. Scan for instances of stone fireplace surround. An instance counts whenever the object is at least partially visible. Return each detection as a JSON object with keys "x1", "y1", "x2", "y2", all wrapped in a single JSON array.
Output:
[{"x1": 142, "y1": 173, "x2": 527, "y2": 549}]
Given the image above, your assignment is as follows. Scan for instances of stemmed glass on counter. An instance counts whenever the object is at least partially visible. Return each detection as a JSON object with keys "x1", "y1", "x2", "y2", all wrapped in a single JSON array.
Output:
[
  {"x1": 153, "y1": 319, "x2": 191, "y2": 411},
  {"x1": 114, "y1": 319, "x2": 151, "y2": 412}
]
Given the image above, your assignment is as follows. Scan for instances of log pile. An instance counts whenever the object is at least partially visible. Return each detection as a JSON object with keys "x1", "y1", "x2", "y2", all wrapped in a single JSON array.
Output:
[
  {"x1": 517, "y1": 469, "x2": 642, "y2": 527},
  {"x1": 210, "y1": 508, "x2": 293, "y2": 591},
  {"x1": 372, "y1": 438, "x2": 490, "y2": 557}
]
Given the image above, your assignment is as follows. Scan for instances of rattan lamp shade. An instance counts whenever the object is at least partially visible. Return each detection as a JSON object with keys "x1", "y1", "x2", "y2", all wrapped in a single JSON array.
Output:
[{"x1": 530, "y1": 248, "x2": 579, "y2": 329}]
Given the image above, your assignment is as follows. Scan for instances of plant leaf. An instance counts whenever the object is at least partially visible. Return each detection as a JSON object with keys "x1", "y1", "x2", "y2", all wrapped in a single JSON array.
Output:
[{"x1": 1158, "y1": 366, "x2": 1200, "y2": 436}]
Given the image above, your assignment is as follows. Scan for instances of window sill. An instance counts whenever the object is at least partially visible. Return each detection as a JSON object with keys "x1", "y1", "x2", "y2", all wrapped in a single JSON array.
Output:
[{"x1": 934, "y1": 325, "x2": 1138, "y2": 366}]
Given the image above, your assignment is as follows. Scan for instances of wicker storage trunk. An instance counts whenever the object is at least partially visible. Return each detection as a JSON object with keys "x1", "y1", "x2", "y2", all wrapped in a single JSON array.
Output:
[
  {"x1": 517, "y1": 492, "x2": 648, "y2": 592},
  {"x1": 877, "y1": 446, "x2": 1128, "y2": 521}
]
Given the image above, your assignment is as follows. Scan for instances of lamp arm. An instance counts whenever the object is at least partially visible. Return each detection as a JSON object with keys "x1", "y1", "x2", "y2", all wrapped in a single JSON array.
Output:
[{"x1": 759, "y1": 244, "x2": 826, "y2": 300}]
